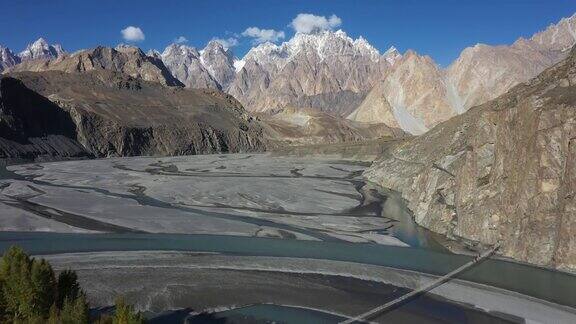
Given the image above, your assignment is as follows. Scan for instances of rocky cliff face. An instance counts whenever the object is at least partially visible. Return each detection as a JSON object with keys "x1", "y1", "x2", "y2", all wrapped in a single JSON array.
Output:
[
  {"x1": 349, "y1": 13, "x2": 576, "y2": 134},
  {"x1": 445, "y1": 16, "x2": 574, "y2": 110},
  {"x1": 160, "y1": 44, "x2": 220, "y2": 89},
  {"x1": 365, "y1": 46, "x2": 576, "y2": 271},
  {"x1": 200, "y1": 41, "x2": 236, "y2": 89},
  {"x1": 0, "y1": 70, "x2": 268, "y2": 163},
  {"x1": 10, "y1": 45, "x2": 182, "y2": 87}
]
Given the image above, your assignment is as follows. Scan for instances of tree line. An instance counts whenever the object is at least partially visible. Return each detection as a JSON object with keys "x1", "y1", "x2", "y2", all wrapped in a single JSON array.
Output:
[{"x1": 0, "y1": 246, "x2": 145, "y2": 323}]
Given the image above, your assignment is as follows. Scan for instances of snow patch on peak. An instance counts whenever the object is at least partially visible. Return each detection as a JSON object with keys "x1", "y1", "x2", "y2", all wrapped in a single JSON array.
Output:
[
  {"x1": 147, "y1": 49, "x2": 161, "y2": 58},
  {"x1": 162, "y1": 43, "x2": 199, "y2": 58},
  {"x1": 243, "y1": 29, "x2": 383, "y2": 66},
  {"x1": 383, "y1": 46, "x2": 402, "y2": 65},
  {"x1": 233, "y1": 59, "x2": 246, "y2": 72}
]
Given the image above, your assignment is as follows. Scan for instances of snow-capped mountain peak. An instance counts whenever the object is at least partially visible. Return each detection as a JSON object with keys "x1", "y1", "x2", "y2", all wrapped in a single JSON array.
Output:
[
  {"x1": 18, "y1": 38, "x2": 66, "y2": 61},
  {"x1": 242, "y1": 29, "x2": 384, "y2": 68}
]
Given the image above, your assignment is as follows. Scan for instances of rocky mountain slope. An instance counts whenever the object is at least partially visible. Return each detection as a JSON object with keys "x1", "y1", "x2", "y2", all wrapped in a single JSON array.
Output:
[
  {"x1": 365, "y1": 45, "x2": 576, "y2": 271},
  {"x1": 0, "y1": 70, "x2": 268, "y2": 163},
  {"x1": 156, "y1": 40, "x2": 238, "y2": 90},
  {"x1": 347, "y1": 51, "x2": 457, "y2": 135},
  {"x1": 9, "y1": 45, "x2": 182, "y2": 87},
  {"x1": 261, "y1": 106, "x2": 403, "y2": 145},
  {"x1": 348, "y1": 13, "x2": 576, "y2": 134}
]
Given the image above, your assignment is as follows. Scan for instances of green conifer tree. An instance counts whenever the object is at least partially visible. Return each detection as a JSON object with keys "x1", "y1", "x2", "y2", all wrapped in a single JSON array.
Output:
[
  {"x1": 0, "y1": 246, "x2": 35, "y2": 320},
  {"x1": 113, "y1": 297, "x2": 145, "y2": 324},
  {"x1": 30, "y1": 258, "x2": 56, "y2": 316},
  {"x1": 60, "y1": 293, "x2": 89, "y2": 324},
  {"x1": 56, "y1": 269, "x2": 82, "y2": 309}
]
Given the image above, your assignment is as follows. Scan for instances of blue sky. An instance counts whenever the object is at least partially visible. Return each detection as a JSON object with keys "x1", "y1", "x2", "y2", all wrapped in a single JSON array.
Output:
[{"x1": 2, "y1": 0, "x2": 576, "y2": 66}]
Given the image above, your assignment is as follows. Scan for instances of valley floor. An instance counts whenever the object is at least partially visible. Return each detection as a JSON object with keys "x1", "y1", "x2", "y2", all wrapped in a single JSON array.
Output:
[{"x1": 0, "y1": 154, "x2": 575, "y2": 323}]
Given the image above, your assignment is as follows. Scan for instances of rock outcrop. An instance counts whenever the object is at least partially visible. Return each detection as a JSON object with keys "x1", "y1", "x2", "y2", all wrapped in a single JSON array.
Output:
[
  {"x1": 365, "y1": 45, "x2": 576, "y2": 271},
  {"x1": 0, "y1": 70, "x2": 268, "y2": 163}
]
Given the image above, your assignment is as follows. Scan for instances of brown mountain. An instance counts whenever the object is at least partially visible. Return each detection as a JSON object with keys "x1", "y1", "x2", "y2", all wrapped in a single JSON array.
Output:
[
  {"x1": 0, "y1": 70, "x2": 267, "y2": 163},
  {"x1": 365, "y1": 45, "x2": 576, "y2": 271}
]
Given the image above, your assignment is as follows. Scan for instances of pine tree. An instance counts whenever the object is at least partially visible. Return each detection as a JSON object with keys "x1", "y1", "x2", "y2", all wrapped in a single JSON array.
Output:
[
  {"x1": 0, "y1": 262, "x2": 6, "y2": 322},
  {"x1": 30, "y1": 258, "x2": 56, "y2": 316},
  {"x1": 113, "y1": 297, "x2": 145, "y2": 324},
  {"x1": 60, "y1": 293, "x2": 89, "y2": 324},
  {"x1": 0, "y1": 246, "x2": 35, "y2": 320},
  {"x1": 47, "y1": 303, "x2": 60, "y2": 324},
  {"x1": 56, "y1": 269, "x2": 82, "y2": 309}
]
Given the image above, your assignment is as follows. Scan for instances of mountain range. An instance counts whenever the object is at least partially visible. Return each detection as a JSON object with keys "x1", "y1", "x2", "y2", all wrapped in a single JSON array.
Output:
[{"x1": 1, "y1": 14, "x2": 575, "y2": 136}]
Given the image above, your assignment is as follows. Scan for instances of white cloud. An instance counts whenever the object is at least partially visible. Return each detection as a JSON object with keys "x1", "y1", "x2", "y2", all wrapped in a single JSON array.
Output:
[
  {"x1": 121, "y1": 26, "x2": 145, "y2": 42},
  {"x1": 174, "y1": 36, "x2": 188, "y2": 44},
  {"x1": 241, "y1": 27, "x2": 285, "y2": 44},
  {"x1": 290, "y1": 13, "x2": 342, "y2": 34},
  {"x1": 211, "y1": 37, "x2": 239, "y2": 49}
]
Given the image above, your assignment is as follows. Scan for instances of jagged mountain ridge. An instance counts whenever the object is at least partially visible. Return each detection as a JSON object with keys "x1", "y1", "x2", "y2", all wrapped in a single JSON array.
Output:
[
  {"x1": 159, "y1": 41, "x2": 236, "y2": 90},
  {"x1": 154, "y1": 30, "x2": 398, "y2": 117},
  {"x1": 227, "y1": 30, "x2": 397, "y2": 116}
]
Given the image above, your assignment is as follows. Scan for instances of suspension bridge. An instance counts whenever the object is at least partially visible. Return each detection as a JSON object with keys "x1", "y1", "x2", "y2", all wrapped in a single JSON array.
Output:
[{"x1": 340, "y1": 244, "x2": 500, "y2": 324}]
